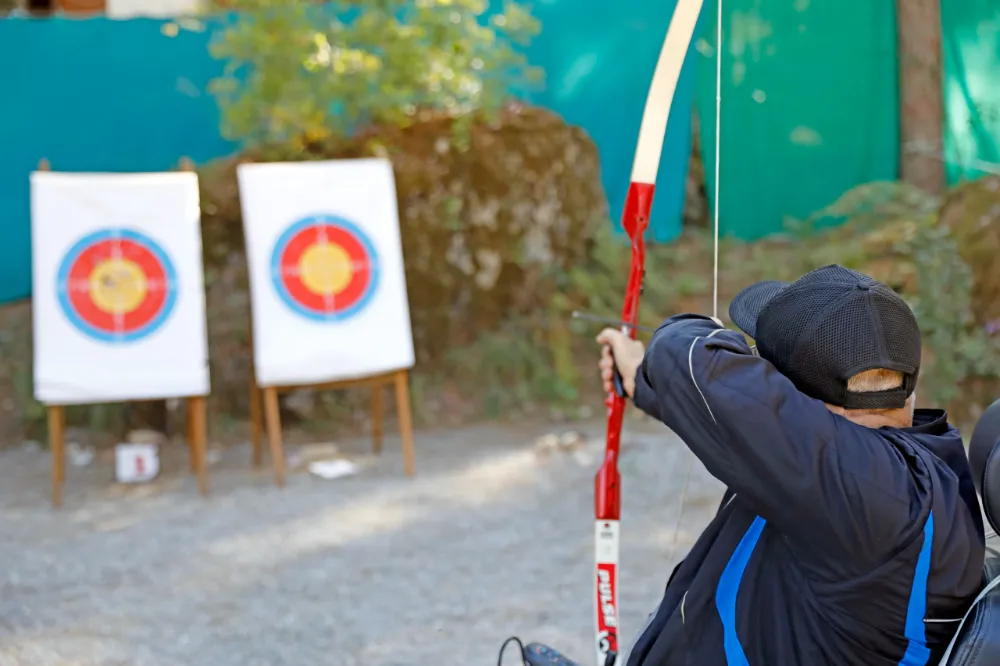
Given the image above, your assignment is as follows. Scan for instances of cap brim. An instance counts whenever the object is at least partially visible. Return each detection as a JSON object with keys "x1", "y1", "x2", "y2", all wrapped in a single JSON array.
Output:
[{"x1": 729, "y1": 280, "x2": 788, "y2": 339}]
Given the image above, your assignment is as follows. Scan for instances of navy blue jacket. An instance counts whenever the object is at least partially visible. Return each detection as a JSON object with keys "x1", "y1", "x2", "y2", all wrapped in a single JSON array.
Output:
[{"x1": 625, "y1": 315, "x2": 985, "y2": 666}]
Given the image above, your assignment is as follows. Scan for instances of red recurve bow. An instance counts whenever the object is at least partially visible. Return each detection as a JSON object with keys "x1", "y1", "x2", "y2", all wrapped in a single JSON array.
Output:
[{"x1": 593, "y1": 3, "x2": 706, "y2": 665}]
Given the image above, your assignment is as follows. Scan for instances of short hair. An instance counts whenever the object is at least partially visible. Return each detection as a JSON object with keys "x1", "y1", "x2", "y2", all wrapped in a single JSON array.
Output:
[{"x1": 847, "y1": 368, "x2": 904, "y2": 393}]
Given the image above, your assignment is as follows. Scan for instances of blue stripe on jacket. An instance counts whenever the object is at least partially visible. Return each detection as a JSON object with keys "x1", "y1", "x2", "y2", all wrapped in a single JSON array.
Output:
[
  {"x1": 715, "y1": 516, "x2": 767, "y2": 666},
  {"x1": 713, "y1": 512, "x2": 934, "y2": 666},
  {"x1": 899, "y1": 511, "x2": 934, "y2": 666}
]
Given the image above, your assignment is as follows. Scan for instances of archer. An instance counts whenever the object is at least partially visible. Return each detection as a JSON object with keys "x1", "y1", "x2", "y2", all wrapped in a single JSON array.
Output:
[{"x1": 593, "y1": 265, "x2": 983, "y2": 665}]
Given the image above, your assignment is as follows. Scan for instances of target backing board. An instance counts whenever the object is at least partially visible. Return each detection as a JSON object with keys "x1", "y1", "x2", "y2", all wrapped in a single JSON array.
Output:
[
  {"x1": 237, "y1": 158, "x2": 414, "y2": 387},
  {"x1": 31, "y1": 171, "x2": 210, "y2": 404}
]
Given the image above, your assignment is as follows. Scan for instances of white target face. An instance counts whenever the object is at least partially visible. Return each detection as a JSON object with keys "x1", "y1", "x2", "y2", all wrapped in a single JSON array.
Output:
[
  {"x1": 238, "y1": 158, "x2": 414, "y2": 387},
  {"x1": 31, "y1": 171, "x2": 210, "y2": 404}
]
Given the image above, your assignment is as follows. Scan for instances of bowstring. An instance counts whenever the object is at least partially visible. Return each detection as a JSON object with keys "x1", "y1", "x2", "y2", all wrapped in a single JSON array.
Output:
[
  {"x1": 712, "y1": 0, "x2": 722, "y2": 321},
  {"x1": 667, "y1": 0, "x2": 722, "y2": 570}
]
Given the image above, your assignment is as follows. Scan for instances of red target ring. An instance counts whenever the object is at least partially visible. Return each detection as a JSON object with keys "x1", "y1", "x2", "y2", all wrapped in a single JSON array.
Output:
[
  {"x1": 57, "y1": 229, "x2": 177, "y2": 343},
  {"x1": 271, "y1": 215, "x2": 380, "y2": 322}
]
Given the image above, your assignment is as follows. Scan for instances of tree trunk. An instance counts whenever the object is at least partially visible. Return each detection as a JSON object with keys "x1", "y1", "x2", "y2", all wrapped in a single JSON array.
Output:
[
  {"x1": 896, "y1": 0, "x2": 946, "y2": 194},
  {"x1": 684, "y1": 109, "x2": 708, "y2": 228}
]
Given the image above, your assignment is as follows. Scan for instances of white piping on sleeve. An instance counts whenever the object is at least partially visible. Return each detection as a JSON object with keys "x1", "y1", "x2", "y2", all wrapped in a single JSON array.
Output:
[{"x1": 687, "y1": 331, "x2": 720, "y2": 424}]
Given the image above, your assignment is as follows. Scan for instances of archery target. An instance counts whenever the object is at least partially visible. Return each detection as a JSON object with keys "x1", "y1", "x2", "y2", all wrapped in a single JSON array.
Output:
[
  {"x1": 271, "y1": 215, "x2": 379, "y2": 322},
  {"x1": 238, "y1": 158, "x2": 414, "y2": 387},
  {"x1": 31, "y1": 171, "x2": 210, "y2": 404},
  {"x1": 57, "y1": 228, "x2": 177, "y2": 343}
]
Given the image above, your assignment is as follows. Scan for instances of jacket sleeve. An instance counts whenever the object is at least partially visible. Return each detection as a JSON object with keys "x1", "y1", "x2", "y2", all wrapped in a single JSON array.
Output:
[{"x1": 632, "y1": 314, "x2": 913, "y2": 568}]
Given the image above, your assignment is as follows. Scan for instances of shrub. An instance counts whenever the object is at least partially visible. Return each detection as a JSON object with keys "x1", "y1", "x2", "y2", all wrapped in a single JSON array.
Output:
[
  {"x1": 198, "y1": 105, "x2": 612, "y2": 419},
  {"x1": 208, "y1": 0, "x2": 542, "y2": 146}
]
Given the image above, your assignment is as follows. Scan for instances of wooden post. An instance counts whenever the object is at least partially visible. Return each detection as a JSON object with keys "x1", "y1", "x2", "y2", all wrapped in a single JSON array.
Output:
[
  {"x1": 394, "y1": 370, "x2": 415, "y2": 477},
  {"x1": 249, "y1": 376, "x2": 264, "y2": 467},
  {"x1": 38, "y1": 162, "x2": 64, "y2": 507},
  {"x1": 187, "y1": 396, "x2": 209, "y2": 496},
  {"x1": 248, "y1": 322, "x2": 264, "y2": 467},
  {"x1": 180, "y1": 158, "x2": 210, "y2": 495},
  {"x1": 371, "y1": 384, "x2": 384, "y2": 454},
  {"x1": 187, "y1": 405, "x2": 198, "y2": 473},
  {"x1": 48, "y1": 405, "x2": 65, "y2": 508},
  {"x1": 263, "y1": 387, "x2": 285, "y2": 487}
]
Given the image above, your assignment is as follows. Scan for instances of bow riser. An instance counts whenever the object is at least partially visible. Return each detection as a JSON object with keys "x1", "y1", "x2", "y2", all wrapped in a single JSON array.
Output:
[
  {"x1": 593, "y1": 181, "x2": 654, "y2": 666},
  {"x1": 592, "y1": 0, "x2": 704, "y2": 661},
  {"x1": 596, "y1": 180, "x2": 654, "y2": 523}
]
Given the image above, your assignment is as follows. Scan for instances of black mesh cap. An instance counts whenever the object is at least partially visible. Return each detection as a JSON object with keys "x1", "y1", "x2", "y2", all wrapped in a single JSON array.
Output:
[{"x1": 728, "y1": 265, "x2": 921, "y2": 410}]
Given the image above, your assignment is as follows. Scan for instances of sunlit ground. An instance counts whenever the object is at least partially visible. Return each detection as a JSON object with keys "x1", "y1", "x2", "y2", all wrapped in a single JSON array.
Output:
[{"x1": 0, "y1": 418, "x2": 722, "y2": 666}]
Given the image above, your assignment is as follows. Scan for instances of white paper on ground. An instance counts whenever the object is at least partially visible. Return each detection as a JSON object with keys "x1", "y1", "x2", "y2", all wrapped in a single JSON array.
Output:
[{"x1": 308, "y1": 459, "x2": 360, "y2": 480}]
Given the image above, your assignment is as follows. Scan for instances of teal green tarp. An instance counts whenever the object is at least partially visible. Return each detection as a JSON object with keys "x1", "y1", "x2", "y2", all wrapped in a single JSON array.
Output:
[
  {"x1": 524, "y1": 0, "x2": 699, "y2": 244},
  {"x1": 0, "y1": 9, "x2": 697, "y2": 304},
  {"x1": 0, "y1": 18, "x2": 237, "y2": 305},
  {"x1": 694, "y1": 0, "x2": 900, "y2": 239},
  {"x1": 0, "y1": 1, "x2": 927, "y2": 303},
  {"x1": 942, "y1": 0, "x2": 1000, "y2": 183}
]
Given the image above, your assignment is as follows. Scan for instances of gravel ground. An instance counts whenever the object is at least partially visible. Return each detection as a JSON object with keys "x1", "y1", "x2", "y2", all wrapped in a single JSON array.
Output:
[{"x1": 0, "y1": 418, "x2": 722, "y2": 666}]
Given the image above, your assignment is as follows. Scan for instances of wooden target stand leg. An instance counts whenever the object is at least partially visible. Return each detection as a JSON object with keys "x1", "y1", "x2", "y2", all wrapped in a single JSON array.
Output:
[
  {"x1": 393, "y1": 370, "x2": 416, "y2": 477},
  {"x1": 371, "y1": 383, "x2": 384, "y2": 455},
  {"x1": 248, "y1": 323, "x2": 265, "y2": 468},
  {"x1": 49, "y1": 405, "x2": 66, "y2": 508},
  {"x1": 187, "y1": 396, "x2": 209, "y2": 496},
  {"x1": 179, "y1": 156, "x2": 210, "y2": 496},
  {"x1": 250, "y1": 375, "x2": 264, "y2": 467},
  {"x1": 250, "y1": 369, "x2": 416, "y2": 487},
  {"x1": 262, "y1": 385, "x2": 285, "y2": 486},
  {"x1": 41, "y1": 157, "x2": 210, "y2": 507}
]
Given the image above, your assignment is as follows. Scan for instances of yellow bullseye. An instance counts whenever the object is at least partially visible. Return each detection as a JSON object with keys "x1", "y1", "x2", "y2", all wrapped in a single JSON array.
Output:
[
  {"x1": 90, "y1": 258, "x2": 147, "y2": 314},
  {"x1": 299, "y1": 242, "x2": 354, "y2": 295}
]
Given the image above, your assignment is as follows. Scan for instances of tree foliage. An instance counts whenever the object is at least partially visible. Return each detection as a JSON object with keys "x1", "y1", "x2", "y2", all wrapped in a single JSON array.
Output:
[{"x1": 208, "y1": 0, "x2": 542, "y2": 147}]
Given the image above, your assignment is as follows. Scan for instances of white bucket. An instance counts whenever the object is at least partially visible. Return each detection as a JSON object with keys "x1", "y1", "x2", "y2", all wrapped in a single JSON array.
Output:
[{"x1": 114, "y1": 443, "x2": 160, "y2": 483}]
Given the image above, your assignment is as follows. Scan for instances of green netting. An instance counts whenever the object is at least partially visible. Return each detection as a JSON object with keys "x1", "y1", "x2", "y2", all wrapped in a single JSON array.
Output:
[
  {"x1": 942, "y1": 0, "x2": 1000, "y2": 183},
  {"x1": 694, "y1": 0, "x2": 899, "y2": 240}
]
